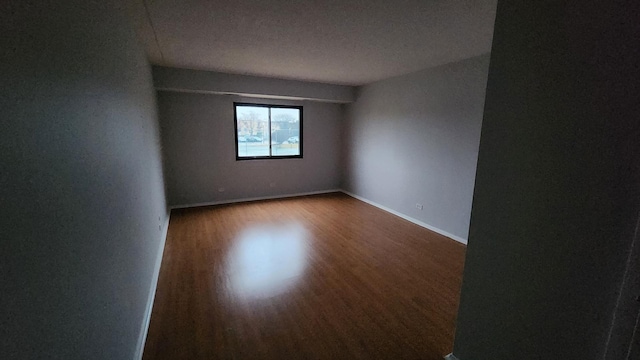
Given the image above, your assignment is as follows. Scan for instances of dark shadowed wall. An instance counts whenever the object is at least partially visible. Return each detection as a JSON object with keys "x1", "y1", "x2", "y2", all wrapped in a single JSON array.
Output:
[
  {"x1": 453, "y1": 1, "x2": 640, "y2": 359},
  {"x1": 1, "y1": 1, "x2": 168, "y2": 358}
]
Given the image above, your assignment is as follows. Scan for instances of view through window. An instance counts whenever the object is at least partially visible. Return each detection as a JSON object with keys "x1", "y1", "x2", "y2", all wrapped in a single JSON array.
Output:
[{"x1": 235, "y1": 103, "x2": 302, "y2": 159}]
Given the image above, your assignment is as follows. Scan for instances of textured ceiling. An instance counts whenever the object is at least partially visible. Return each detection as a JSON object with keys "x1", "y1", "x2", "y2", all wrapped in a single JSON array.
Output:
[{"x1": 129, "y1": 0, "x2": 497, "y2": 86}]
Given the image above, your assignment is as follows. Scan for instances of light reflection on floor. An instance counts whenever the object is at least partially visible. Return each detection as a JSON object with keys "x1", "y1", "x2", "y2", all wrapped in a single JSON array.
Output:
[{"x1": 225, "y1": 223, "x2": 309, "y2": 299}]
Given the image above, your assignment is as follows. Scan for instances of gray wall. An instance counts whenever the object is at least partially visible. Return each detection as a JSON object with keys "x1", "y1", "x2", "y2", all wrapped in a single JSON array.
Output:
[
  {"x1": 453, "y1": 1, "x2": 640, "y2": 359},
  {"x1": 343, "y1": 54, "x2": 491, "y2": 242},
  {"x1": 1, "y1": 1, "x2": 168, "y2": 359},
  {"x1": 158, "y1": 92, "x2": 343, "y2": 207}
]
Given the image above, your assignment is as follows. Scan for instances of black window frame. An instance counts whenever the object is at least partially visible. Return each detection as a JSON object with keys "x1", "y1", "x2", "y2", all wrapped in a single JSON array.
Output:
[{"x1": 234, "y1": 102, "x2": 303, "y2": 161}]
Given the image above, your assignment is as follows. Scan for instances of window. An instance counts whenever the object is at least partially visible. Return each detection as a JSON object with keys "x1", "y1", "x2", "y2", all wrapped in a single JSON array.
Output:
[{"x1": 234, "y1": 103, "x2": 302, "y2": 160}]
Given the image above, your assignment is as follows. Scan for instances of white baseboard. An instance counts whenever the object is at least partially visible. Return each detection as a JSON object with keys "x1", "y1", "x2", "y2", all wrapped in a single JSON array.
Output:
[
  {"x1": 133, "y1": 190, "x2": 463, "y2": 359},
  {"x1": 339, "y1": 190, "x2": 468, "y2": 245},
  {"x1": 134, "y1": 214, "x2": 171, "y2": 360},
  {"x1": 169, "y1": 189, "x2": 341, "y2": 210}
]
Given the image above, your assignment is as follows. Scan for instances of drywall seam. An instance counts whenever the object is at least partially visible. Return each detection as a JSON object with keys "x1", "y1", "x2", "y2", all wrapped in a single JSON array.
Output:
[
  {"x1": 340, "y1": 190, "x2": 468, "y2": 245},
  {"x1": 135, "y1": 214, "x2": 171, "y2": 360},
  {"x1": 169, "y1": 189, "x2": 341, "y2": 210},
  {"x1": 142, "y1": 0, "x2": 164, "y2": 62},
  {"x1": 626, "y1": 313, "x2": 640, "y2": 360},
  {"x1": 603, "y1": 209, "x2": 640, "y2": 360}
]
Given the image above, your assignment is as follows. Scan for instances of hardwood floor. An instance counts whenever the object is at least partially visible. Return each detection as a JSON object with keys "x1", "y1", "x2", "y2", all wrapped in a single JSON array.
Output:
[{"x1": 143, "y1": 192, "x2": 466, "y2": 360}]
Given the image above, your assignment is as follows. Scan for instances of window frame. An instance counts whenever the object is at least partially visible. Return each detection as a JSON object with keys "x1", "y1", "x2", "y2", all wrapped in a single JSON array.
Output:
[{"x1": 234, "y1": 102, "x2": 303, "y2": 161}]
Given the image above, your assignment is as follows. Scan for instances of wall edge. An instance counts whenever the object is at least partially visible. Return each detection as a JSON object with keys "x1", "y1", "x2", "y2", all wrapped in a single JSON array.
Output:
[{"x1": 340, "y1": 190, "x2": 468, "y2": 245}]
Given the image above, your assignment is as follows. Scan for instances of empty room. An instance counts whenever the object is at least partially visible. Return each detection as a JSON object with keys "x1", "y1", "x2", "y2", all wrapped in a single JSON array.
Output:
[{"x1": 2, "y1": 1, "x2": 638, "y2": 360}]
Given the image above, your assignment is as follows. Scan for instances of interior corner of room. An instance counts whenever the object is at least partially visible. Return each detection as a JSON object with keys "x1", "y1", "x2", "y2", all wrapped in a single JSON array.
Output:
[
  {"x1": 155, "y1": 54, "x2": 490, "y2": 245},
  {"x1": 3, "y1": 0, "x2": 639, "y2": 359}
]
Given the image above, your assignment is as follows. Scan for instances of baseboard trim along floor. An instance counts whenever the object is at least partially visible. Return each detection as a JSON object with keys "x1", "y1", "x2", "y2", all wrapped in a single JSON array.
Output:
[
  {"x1": 169, "y1": 189, "x2": 341, "y2": 210},
  {"x1": 171, "y1": 189, "x2": 468, "y2": 245},
  {"x1": 339, "y1": 190, "x2": 468, "y2": 245},
  {"x1": 143, "y1": 193, "x2": 465, "y2": 358},
  {"x1": 135, "y1": 215, "x2": 170, "y2": 360}
]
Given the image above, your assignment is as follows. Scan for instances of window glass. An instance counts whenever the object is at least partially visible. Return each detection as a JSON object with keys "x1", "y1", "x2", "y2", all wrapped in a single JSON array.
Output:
[{"x1": 235, "y1": 103, "x2": 302, "y2": 160}]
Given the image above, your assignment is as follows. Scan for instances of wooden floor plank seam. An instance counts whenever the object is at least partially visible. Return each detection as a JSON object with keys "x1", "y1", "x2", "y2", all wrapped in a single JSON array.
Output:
[{"x1": 143, "y1": 193, "x2": 465, "y2": 360}]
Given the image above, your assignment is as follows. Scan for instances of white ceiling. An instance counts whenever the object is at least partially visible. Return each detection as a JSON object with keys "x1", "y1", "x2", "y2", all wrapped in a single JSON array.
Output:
[{"x1": 129, "y1": 0, "x2": 497, "y2": 86}]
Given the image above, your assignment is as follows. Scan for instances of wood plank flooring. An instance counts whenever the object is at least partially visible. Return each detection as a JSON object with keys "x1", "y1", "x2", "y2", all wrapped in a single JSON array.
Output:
[{"x1": 143, "y1": 192, "x2": 466, "y2": 360}]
